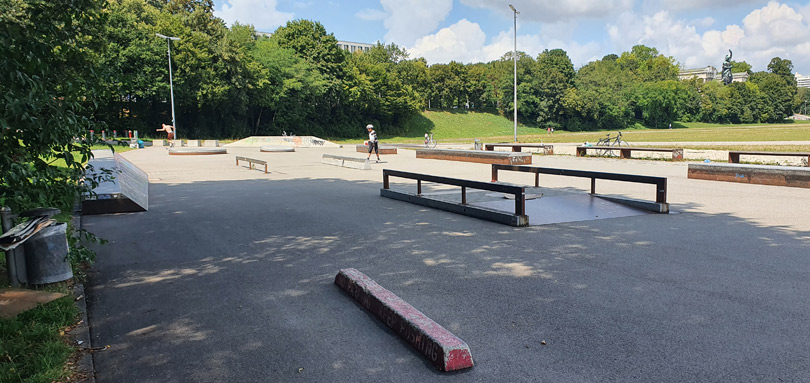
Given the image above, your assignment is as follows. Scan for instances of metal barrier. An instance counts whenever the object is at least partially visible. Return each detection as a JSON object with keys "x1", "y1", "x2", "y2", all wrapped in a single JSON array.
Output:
[
  {"x1": 491, "y1": 164, "x2": 667, "y2": 204},
  {"x1": 382, "y1": 169, "x2": 528, "y2": 225}
]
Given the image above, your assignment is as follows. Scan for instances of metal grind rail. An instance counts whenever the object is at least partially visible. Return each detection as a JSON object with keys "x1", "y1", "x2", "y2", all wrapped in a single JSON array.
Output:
[
  {"x1": 382, "y1": 169, "x2": 527, "y2": 217},
  {"x1": 491, "y1": 164, "x2": 667, "y2": 204}
]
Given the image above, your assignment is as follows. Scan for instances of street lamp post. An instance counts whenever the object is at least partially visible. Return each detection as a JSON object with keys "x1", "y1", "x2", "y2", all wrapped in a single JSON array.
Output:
[
  {"x1": 509, "y1": 4, "x2": 519, "y2": 142},
  {"x1": 156, "y1": 33, "x2": 180, "y2": 140}
]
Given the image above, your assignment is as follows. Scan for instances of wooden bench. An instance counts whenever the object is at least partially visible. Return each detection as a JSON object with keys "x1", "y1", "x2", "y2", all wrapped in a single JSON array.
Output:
[
  {"x1": 728, "y1": 151, "x2": 810, "y2": 166},
  {"x1": 576, "y1": 146, "x2": 683, "y2": 161},
  {"x1": 235, "y1": 156, "x2": 268, "y2": 173},
  {"x1": 483, "y1": 143, "x2": 554, "y2": 155}
]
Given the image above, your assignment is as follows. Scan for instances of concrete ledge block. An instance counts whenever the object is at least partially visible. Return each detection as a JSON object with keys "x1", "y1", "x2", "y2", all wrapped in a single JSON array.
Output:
[
  {"x1": 335, "y1": 268, "x2": 474, "y2": 371},
  {"x1": 322, "y1": 154, "x2": 371, "y2": 170},
  {"x1": 168, "y1": 147, "x2": 228, "y2": 156},
  {"x1": 355, "y1": 144, "x2": 398, "y2": 154},
  {"x1": 153, "y1": 140, "x2": 166, "y2": 147},
  {"x1": 417, "y1": 149, "x2": 532, "y2": 165},
  {"x1": 688, "y1": 163, "x2": 810, "y2": 188},
  {"x1": 186, "y1": 140, "x2": 200, "y2": 147},
  {"x1": 203, "y1": 140, "x2": 220, "y2": 147}
]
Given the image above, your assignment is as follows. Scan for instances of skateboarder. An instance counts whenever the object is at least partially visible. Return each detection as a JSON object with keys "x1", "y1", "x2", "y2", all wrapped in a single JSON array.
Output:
[
  {"x1": 366, "y1": 124, "x2": 380, "y2": 162},
  {"x1": 157, "y1": 123, "x2": 175, "y2": 147}
]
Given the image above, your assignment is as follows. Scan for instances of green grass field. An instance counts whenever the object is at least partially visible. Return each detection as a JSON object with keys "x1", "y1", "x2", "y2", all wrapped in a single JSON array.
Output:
[{"x1": 363, "y1": 110, "x2": 810, "y2": 146}]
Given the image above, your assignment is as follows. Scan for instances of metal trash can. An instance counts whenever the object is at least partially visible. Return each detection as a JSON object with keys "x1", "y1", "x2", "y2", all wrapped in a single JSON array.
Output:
[
  {"x1": 24, "y1": 222, "x2": 72, "y2": 285},
  {"x1": 474, "y1": 139, "x2": 482, "y2": 150}
]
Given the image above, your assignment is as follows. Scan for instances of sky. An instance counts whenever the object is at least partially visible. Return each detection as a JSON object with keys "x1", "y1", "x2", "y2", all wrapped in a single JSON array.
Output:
[{"x1": 213, "y1": 0, "x2": 810, "y2": 75}]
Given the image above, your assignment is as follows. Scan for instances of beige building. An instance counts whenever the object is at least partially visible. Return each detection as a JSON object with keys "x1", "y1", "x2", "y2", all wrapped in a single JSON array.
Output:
[
  {"x1": 678, "y1": 66, "x2": 748, "y2": 83},
  {"x1": 678, "y1": 66, "x2": 717, "y2": 82},
  {"x1": 796, "y1": 74, "x2": 810, "y2": 88},
  {"x1": 337, "y1": 41, "x2": 373, "y2": 54}
]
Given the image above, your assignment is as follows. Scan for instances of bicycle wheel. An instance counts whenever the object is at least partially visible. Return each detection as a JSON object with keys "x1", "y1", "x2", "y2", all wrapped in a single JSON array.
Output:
[
  {"x1": 430, "y1": 139, "x2": 437, "y2": 148},
  {"x1": 595, "y1": 139, "x2": 609, "y2": 156}
]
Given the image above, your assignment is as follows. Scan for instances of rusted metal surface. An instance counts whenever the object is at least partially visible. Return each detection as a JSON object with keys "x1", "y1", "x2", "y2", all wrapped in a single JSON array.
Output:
[
  {"x1": 416, "y1": 149, "x2": 532, "y2": 165},
  {"x1": 688, "y1": 163, "x2": 810, "y2": 188},
  {"x1": 728, "y1": 151, "x2": 810, "y2": 166}
]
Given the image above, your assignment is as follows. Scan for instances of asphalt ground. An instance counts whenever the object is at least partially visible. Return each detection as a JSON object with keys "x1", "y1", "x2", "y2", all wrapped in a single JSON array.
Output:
[{"x1": 83, "y1": 144, "x2": 810, "y2": 382}]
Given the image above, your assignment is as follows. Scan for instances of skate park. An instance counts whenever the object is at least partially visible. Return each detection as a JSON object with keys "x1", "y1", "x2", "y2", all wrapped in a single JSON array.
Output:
[{"x1": 81, "y1": 141, "x2": 810, "y2": 382}]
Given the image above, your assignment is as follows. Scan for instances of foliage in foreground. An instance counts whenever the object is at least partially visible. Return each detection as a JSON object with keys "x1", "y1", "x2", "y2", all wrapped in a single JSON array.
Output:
[{"x1": 0, "y1": 0, "x2": 105, "y2": 213}]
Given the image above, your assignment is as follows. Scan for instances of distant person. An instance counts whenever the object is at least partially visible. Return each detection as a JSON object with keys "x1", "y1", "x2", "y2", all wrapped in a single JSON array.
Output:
[
  {"x1": 669, "y1": 123, "x2": 672, "y2": 129},
  {"x1": 157, "y1": 123, "x2": 175, "y2": 147},
  {"x1": 425, "y1": 133, "x2": 430, "y2": 145},
  {"x1": 366, "y1": 124, "x2": 380, "y2": 162},
  {"x1": 157, "y1": 123, "x2": 174, "y2": 140}
]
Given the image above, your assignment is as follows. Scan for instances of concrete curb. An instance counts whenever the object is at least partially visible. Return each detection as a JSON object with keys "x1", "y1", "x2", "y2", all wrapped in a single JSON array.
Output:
[
  {"x1": 70, "y1": 211, "x2": 96, "y2": 383},
  {"x1": 334, "y1": 268, "x2": 474, "y2": 372}
]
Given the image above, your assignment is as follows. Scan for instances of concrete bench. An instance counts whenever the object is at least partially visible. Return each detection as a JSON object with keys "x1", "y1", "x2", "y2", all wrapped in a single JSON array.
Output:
[
  {"x1": 483, "y1": 143, "x2": 553, "y2": 155},
  {"x1": 322, "y1": 154, "x2": 371, "y2": 170},
  {"x1": 577, "y1": 146, "x2": 684, "y2": 161},
  {"x1": 728, "y1": 151, "x2": 810, "y2": 166},
  {"x1": 355, "y1": 144, "x2": 397, "y2": 154},
  {"x1": 416, "y1": 148, "x2": 532, "y2": 165},
  {"x1": 203, "y1": 140, "x2": 220, "y2": 147},
  {"x1": 235, "y1": 156, "x2": 268, "y2": 173},
  {"x1": 688, "y1": 163, "x2": 810, "y2": 188}
]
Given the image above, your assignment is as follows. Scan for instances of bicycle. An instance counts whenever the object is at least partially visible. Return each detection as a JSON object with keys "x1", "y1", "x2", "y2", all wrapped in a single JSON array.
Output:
[
  {"x1": 424, "y1": 133, "x2": 437, "y2": 148},
  {"x1": 595, "y1": 131, "x2": 629, "y2": 156}
]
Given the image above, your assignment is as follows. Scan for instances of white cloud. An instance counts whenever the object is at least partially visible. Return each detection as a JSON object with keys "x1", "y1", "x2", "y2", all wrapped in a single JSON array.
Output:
[
  {"x1": 409, "y1": 19, "x2": 603, "y2": 68},
  {"x1": 408, "y1": 19, "x2": 488, "y2": 63},
  {"x1": 606, "y1": 2, "x2": 810, "y2": 73},
  {"x1": 356, "y1": 8, "x2": 387, "y2": 21},
  {"x1": 658, "y1": 0, "x2": 763, "y2": 11},
  {"x1": 378, "y1": 0, "x2": 453, "y2": 47},
  {"x1": 214, "y1": 0, "x2": 293, "y2": 31},
  {"x1": 460, "y1": 0, "x2": 633, "y2": 22}
]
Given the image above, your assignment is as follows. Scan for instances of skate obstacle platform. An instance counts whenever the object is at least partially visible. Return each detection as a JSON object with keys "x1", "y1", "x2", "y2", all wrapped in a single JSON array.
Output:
[
  {"x1": 688, "y1": 162, "x2": 810, "y2": 188},
  {"x1": 82, "y1": 153, "x2": 149, "y2": 215}
]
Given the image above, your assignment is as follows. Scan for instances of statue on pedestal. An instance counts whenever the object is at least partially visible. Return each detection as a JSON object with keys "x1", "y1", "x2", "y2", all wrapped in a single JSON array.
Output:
[{"x1": 722, "y1": 50, "x2": 733, "y2": 85}]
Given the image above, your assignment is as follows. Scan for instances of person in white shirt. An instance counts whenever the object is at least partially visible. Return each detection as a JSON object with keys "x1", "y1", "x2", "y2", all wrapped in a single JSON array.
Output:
[{"x1": 366, "y1": 124, "x2": 380, "y2": 162}]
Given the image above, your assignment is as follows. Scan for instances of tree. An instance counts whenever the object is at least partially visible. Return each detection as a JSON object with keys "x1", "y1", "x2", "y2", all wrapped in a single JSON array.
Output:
[
  {"x1": 767, "y1": 57, "x2": 797, "y2": 88},
  {"x1": 730, "y1": 60, "x2": 753, "y2": 75},
  {"x1": 533, "y1": 49, "x2": 575, "y2": 126},
  {"x1": 750, "y1": 71, "x2": 794, "y2": 122},
  {"x1": 1, "y1": 0, "x2": 106, "y2": 212}
]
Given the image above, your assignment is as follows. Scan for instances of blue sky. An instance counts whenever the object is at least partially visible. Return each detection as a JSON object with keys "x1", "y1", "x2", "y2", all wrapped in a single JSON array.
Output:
[{"x1": 213, "y1": 1, "x2": 810, "y2": 75}]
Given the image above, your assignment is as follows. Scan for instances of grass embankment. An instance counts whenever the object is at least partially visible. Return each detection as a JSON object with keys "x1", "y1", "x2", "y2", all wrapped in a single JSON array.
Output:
[
  {"x1": 356, "y1": 110, "x2": 810, "y2": 151},
  {"x1": 0, "y1": 293, "x2": 78, "y2": 383}
]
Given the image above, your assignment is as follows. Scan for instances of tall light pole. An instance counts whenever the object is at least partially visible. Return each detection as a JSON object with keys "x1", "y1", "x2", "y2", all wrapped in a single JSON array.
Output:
[
  {"x1": 509, "y1": 4, "x2": 519, "y2": 142},
  {"x1": 156, "y1": 33, "x2": 180, "y2": 139}
]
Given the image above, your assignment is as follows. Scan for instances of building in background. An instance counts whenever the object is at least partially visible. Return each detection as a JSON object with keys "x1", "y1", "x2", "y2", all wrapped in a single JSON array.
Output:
[
  {"x1": 678, "y1": 66, "x2": 748, "y2": 83},
  {"x1": 678, "y1": 66, "x2": 717, "y2": 82},
  {"x1": 337, "y1": 40, "x2": 373, "y2": 54},
  {"x1": 796, "y1": 74, "x2": 810, "y2": 88},
  {"x1": 256, "y1": 30, "x2": 373, "y2": 54}
]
